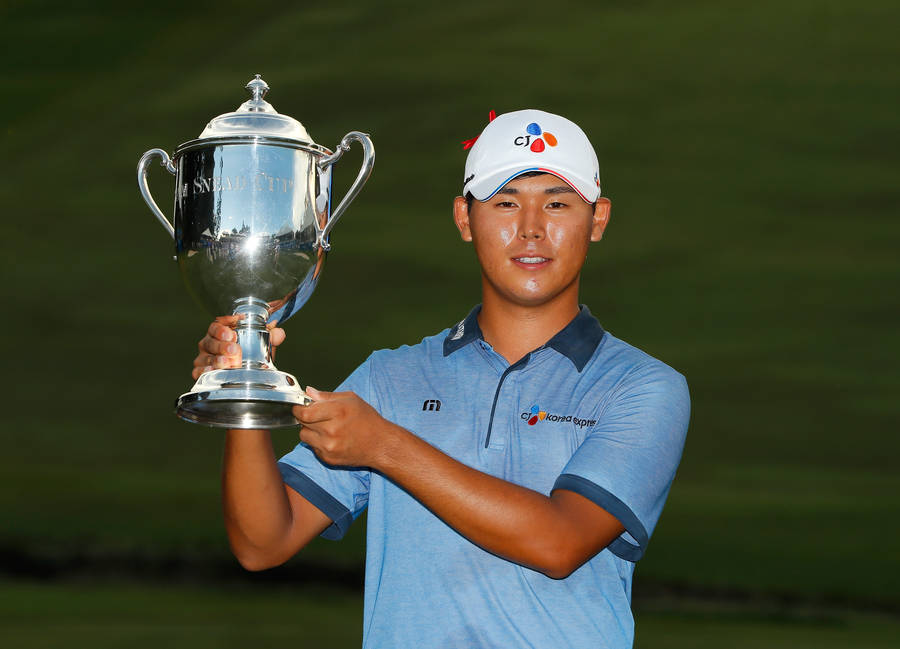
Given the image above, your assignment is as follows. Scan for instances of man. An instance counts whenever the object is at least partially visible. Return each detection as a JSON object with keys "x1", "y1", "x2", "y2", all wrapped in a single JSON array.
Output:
[{"x1": 194, "y1": 110, "x2": 690, "y2": 648}]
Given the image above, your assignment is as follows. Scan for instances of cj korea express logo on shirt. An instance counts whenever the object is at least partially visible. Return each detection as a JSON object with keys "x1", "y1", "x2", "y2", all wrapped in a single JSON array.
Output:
[
  {"x1": 522, "y1": 404, "x2": 597, "y2": 429},
  {"x1": 513, "y1": 122, "x2": 558, "y2": 153}
]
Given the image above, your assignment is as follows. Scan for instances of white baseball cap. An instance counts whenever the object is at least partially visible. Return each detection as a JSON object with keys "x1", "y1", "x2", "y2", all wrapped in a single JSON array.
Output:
[{"x1": 462, "y1": 109, "x2": 601, "y2": 203}]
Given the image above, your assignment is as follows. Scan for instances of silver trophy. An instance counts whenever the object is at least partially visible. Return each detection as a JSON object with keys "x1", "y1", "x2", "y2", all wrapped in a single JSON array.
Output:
[{"x1": 137, "y1": 75, "x2": 374, "y2": 429}]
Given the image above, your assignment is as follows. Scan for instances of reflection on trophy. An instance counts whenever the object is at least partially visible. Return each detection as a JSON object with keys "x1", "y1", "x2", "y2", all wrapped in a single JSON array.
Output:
[{"x1": 137, "y1": 75, "x2": 374, "y2": 429}]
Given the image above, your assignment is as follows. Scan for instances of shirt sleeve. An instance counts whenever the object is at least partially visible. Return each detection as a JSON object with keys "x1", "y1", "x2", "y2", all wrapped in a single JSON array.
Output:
[
  {"x1": 277, "y1": 356, "x2": 375, "y2": 540},
  {"x1": 552, "y1": 362, "x2": 690, "y2": 562}
]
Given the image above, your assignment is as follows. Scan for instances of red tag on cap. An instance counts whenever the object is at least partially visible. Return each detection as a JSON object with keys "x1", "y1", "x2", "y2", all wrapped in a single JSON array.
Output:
[{"x1": 462, "y1": 110, "x2": 497, "y2": 150}]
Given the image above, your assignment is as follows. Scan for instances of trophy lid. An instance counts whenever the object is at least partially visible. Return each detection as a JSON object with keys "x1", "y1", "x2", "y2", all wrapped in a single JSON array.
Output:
[{"x1": 197, "y1": 74, "x2": 312, "y2": 141}]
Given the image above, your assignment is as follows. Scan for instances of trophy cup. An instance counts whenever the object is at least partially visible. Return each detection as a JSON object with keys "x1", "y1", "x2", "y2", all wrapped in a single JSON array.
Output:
[{"x1": 137, "y1": 75, "x2": 374, "y2": 429}]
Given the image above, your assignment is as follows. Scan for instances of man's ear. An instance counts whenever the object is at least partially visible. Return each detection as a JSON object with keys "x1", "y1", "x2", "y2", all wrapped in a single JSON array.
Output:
[
  {"x1": 590, "y1": 197, "x2": 611, "y2": 242},
  {"x1": 453, "y1": 196, "x2": 473, "y2": 242}
]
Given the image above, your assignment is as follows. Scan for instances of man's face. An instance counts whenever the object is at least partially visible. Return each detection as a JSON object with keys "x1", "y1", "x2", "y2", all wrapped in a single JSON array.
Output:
[{"x1": 453, "y1": 173, "x2": 610, "y2": 309}]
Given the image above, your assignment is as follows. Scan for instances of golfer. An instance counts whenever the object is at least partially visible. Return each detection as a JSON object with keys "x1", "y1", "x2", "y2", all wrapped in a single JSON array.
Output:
[{"x1": 193, "y1": 109, "x2": 690, "y2": 648}]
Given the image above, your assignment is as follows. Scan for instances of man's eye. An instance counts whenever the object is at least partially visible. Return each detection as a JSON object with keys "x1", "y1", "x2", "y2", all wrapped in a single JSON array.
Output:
[
  {"x1": 547, "y1": 201, "x2": 568, "y2": 209},
  {"x1": 495, "y1": 201, "x2": 517, "y2": 208}
]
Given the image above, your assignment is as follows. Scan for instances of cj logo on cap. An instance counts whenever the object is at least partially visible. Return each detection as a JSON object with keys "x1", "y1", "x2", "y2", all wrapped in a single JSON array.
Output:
[{"x1": 513, "y1": 122, "x2": 558, "y2": 153}]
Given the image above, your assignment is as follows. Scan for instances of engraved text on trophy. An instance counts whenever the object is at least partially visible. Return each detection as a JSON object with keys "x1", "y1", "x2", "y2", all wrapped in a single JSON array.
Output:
[{"x1": 177, "y1": 173, "x2": 296, "y2": 199}]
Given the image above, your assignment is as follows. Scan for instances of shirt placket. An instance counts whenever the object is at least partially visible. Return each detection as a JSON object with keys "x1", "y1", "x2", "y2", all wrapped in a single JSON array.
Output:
[
  {"x1": 485, "y1": 370, "x2": 520, "y2": 451},
  {"x1": 478, "y1": 344, "x2": 532, "y2": 452}
]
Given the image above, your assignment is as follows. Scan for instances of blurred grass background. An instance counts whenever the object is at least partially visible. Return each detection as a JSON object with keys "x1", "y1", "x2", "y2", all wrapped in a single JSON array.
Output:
[{"x1": 1, "y1": 0, "x2": 898, "y2": 645}]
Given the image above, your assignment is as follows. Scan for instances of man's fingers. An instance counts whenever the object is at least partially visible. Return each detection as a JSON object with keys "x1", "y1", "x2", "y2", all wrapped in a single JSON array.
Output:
[
  {"x1": 191, "y1": 365, "x2": 213, "y2": 381},
  {"x1": 214, "y1": 314, "x2": 243, "y2": 326},
  {"x1": 193, "y1": 353, "x2": 215, "y2": 368},
  {"x1": 292, "y1": 404, "x2": 323, "y2": 425},
  {"x1": 193, "y1": 351, "x2": 239, "y2": 368},
  {"x1": 269, "y1": 327, "x2": 286, "y2": 348},
  {"x1": 191, "y1": 351, "x2": 239, "y2": 380},
  {"x1": 292, "y1": 400, "x2": 340, "y2": 425},
  {"x1": 199, "y1": 335, "x2": 240, "y2": 357},
  {"x1": 190, "y1": 318, "x2": 243, "y2": 380},
  {"x1": 298, "y1": 423, "x2": 327, "y2": 454},
  {"x1": 295, "y1": 391, "x2": 358, "y2": 420},
  {"x1": 304, "y1": 387, "x2": 349, "y2": 402},
  {"x1": 207, "y1": 319, "x2": 238, "y2": 342}
]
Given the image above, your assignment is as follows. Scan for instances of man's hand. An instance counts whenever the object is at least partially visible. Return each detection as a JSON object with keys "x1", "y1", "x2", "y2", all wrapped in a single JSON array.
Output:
[
  {"x1": 191, "y1": 316, "x2": 286, "y2": 380},
  {"x1": 293, "y1": 388, "x2": 393, "y2": 468}
]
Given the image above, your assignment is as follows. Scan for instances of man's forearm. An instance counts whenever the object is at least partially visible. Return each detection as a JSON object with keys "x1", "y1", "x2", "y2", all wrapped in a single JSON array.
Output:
[
  {"x1": 222, "y1": 429, "x2": 292, "y2": 565},
  {"x1": 222, "y1": 429, "x2": 324, "y2": 570},
  {"x1": 370, "y1": 422, "x2": 623, "y2": 578},
  {"x1": 295, "y1": 390, "x2": 624, "y2": 577}
]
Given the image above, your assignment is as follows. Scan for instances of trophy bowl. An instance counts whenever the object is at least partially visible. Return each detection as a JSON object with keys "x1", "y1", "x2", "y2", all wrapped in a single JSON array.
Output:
[{"x1": 137, "y1": 75, "x2": 374, "y2": 429}]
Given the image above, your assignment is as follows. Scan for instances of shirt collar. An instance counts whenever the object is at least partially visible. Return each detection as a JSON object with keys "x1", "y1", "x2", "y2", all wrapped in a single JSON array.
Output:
[
  {"x1": 546, "y1": 305, "x2": 606, "y2": 372},
  {"x1": 442, "y1": 305, "x2": 484, "y2": 356},
  {"x1": 443, "y1": 304, "x2": 604, "y2": 372}
]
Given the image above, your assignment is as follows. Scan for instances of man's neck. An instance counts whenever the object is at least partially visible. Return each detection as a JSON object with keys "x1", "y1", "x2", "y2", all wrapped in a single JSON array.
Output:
[{"x1": 477, "y1": 294, "x2": 581, "y2": 366}]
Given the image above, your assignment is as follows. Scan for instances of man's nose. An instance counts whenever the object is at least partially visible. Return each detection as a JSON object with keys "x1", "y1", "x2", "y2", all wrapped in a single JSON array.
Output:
[{"x1": 518, "y1": 205, "x2": 546, "y2": 239}]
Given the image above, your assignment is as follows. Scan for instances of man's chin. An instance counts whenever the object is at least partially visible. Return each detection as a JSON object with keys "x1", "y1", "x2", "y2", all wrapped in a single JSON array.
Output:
[{"x1": 496, "y1": 291, "x2": 568, "y2": 310}]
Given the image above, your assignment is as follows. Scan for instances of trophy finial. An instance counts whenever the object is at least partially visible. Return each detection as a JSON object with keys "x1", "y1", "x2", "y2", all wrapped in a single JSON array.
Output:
[
  {"x1": 246, "y1": 74, "x2": 270, "y2": 102},
  {"x1": 239, "y1": 74, "x2": 274, "y2": 113}
]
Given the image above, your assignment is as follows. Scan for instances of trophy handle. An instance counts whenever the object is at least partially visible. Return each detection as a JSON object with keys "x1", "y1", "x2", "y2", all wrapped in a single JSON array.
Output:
[
  {"x1": 316, "y1": 131, "x2": 375, "y2": 251},
  {"x1": 137, "y1": 148, "x2": 177, "y2": 240}
]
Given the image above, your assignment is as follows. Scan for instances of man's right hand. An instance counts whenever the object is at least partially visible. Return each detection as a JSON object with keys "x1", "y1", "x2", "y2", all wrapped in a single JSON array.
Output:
[{"x1": 191, "y1": 316, "x2": 286, "y2": 380}]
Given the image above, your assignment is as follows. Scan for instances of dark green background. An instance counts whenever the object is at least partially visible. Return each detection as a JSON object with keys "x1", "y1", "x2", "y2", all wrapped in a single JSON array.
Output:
[{"x1": 2, "y1": 0, "x2": 898, "y2": 645}]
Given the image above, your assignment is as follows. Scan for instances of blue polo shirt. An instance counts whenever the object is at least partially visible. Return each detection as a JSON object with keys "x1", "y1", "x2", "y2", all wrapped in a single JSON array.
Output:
[{"x1": 278, "y1": 305, "x2": 690, "y2": 648}]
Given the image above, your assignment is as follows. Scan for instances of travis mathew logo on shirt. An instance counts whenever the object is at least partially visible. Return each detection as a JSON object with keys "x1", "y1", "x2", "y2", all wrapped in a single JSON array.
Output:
[{"x1": 521, "y1": 404, "x2": 597, "y2": 429}]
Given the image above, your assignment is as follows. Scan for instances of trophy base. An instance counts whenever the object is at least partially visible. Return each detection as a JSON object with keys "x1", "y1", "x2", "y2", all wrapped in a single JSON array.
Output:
[{"x1": 175, "y1": 368, "x2": 312, "y2": 429}]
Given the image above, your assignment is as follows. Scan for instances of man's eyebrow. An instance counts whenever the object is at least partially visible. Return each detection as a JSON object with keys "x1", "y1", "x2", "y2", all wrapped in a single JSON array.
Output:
[{"x1": 495, "y1": 186, "x2": 576, "y2": 195}]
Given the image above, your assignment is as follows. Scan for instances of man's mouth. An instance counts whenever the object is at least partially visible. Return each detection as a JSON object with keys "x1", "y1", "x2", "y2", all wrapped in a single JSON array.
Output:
[{"x1": 512, "y1": 256, "x2": 551, "y2": 268}]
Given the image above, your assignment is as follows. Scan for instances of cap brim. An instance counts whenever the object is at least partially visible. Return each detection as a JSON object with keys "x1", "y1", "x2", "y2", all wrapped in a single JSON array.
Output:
[{"x1": 465, "y1": 166, "x2": 599, "y2": 203}]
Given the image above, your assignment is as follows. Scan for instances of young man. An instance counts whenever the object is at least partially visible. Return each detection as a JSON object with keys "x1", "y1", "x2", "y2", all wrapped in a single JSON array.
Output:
[{"x1": 195, "y1": 110, "x2": 690, "y2": 648}]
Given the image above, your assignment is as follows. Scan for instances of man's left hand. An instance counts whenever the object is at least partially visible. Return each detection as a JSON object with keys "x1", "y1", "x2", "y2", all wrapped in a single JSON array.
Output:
[{"x1": 293, "y1": 388, "x2": 393, "y2": 468}]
